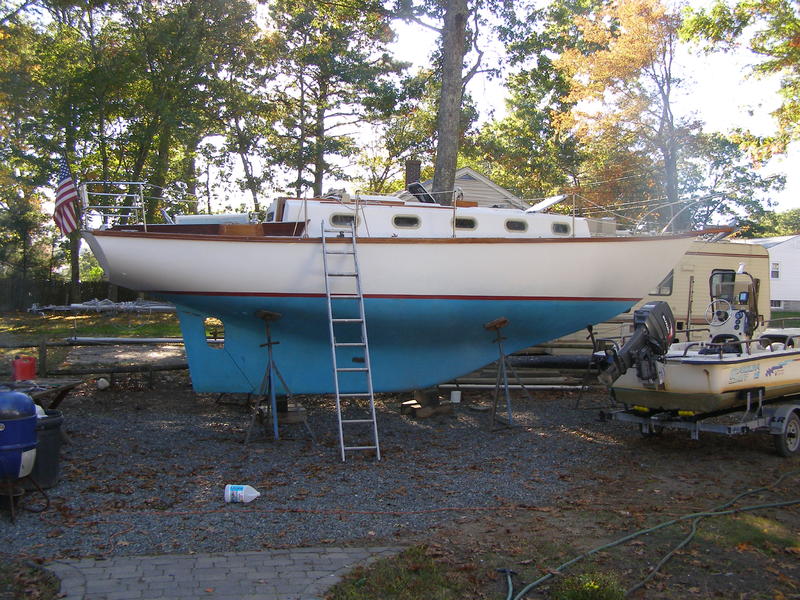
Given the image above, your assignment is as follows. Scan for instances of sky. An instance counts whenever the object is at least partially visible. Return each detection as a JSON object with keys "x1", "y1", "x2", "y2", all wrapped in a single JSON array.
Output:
[{"x1": 390, "y1": 11, "x2": 799, "y2": 212}]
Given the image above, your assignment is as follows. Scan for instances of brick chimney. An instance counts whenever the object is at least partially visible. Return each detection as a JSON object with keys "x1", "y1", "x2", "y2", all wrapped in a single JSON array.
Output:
[{"x1": 405, "y1": 159, "x2": 421, "y2": 188}]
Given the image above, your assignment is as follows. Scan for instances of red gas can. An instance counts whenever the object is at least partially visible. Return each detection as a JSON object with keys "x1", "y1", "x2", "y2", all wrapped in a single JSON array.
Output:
[{"x1": 12, "y1": 356, "x2": 37, "y2": 381}]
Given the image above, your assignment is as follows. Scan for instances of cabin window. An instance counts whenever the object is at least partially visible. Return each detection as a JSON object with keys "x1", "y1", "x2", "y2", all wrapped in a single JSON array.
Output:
[
  {"x1": 771, "y1": 262, "x2": 780, "y2": 279},
  {"x1": 393, "y1": 215, "x2": 420, "y2": 229},
  {"x1": 204, "y1": 317, "x2": 224, "y2": 347},
  {"x1": 505, "y1": 219, "x2": 528, "y2": 232},
  {"x1": 710, "y1": 269, "x2": 736, "y2": 303},
  {"x1": 330, "y1": 213, "x2": 357, "y2": 228},
  {"x1": 552, "y1": 222, "x2": 571, "y2": 235},
  {"x1": 649, "y1": 270, "x2": 674, "y2": 296},
  {"x1": 454, "y1": 217, "x2": 477, "y2": 230},
  {"x1": 771, "y1": 300, "x2": 783, "y2": 309}
]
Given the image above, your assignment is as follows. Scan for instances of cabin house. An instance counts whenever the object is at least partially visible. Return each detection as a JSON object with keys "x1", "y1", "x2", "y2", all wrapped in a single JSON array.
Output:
[
  {"x1": 399, "y1": 166, "x2": 618, "y2": 236},
  {"x1": 740, "y1": 235, "x2": 800, "y2": 311}
]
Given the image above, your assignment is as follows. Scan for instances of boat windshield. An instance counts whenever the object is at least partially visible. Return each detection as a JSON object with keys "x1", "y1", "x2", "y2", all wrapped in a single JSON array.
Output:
[{"x1": 710, "y1": 269, "x2": 736, "y2": 302}]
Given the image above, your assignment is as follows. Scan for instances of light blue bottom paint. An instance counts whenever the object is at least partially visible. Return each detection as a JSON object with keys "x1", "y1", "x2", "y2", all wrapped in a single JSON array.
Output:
[{"x1": 160, "y1": 294, "x2": 633, "y2": 395}]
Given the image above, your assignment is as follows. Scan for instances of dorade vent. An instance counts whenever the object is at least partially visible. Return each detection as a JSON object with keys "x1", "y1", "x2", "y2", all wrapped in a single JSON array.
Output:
[
  {"x1": 330, "y1": 213, "x2": 358, "y2": 228},
  {"x1": 454, "y1": 217, "x2": 477, "y2": 230},
  {"x1": 505, "y1": 219, "x2": 528, "y2": 232},
  {"x1": 552, "y1": 222, "x2": 571, "y2": 235},
  {"x1": 393, "y1": 215, "x2": 420, "y2": 228}
]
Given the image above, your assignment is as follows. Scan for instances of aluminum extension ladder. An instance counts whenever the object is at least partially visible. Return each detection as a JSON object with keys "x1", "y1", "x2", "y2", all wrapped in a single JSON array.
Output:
[{"x1": 321, "y1": 222, "x2": 381, "y2": 461}]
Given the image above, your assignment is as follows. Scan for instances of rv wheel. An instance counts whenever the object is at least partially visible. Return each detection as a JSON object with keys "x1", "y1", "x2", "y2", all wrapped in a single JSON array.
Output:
[{"x1": 774, "y1": 411, "x2": 800, "y2": 457}]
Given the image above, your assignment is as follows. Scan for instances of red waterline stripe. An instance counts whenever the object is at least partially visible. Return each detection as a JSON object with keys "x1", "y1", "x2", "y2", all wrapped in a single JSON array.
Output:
[{"x1": 150, "y1": 290, "x2": 640, "y2": 302}]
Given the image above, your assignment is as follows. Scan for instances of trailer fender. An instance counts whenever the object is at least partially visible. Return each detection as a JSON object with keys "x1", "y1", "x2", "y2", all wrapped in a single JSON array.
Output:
[{"x1": 768, "y1": 404, "x2": 799, "y2": 435}]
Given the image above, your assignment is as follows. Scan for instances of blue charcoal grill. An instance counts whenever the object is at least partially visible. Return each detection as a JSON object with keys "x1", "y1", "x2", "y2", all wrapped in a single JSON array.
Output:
[{"x1": 0, "y1": 390, "x2": 46, "y2": 521}]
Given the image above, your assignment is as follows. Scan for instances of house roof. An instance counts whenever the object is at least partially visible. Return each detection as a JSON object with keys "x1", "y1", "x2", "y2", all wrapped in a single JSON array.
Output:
[
  {"x1": 402, "y1": 166, "x2": 528, "y2": 210},
  {"x1": 739, "y1": 235, "x2": 800, "y2": 249}
]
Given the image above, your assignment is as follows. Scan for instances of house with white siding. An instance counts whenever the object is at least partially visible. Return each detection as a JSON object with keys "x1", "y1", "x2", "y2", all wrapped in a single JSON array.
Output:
[
  {"x1": 399, "y1": 166, "x2": 529, "y2": 209},
  {"x1": 741, "y1": 235, "x2": 800, "y2": 311}
]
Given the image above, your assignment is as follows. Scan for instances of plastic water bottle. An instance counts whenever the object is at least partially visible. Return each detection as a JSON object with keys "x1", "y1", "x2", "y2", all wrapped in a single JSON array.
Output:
[{"x1": 224, "y1": 484, "x2": 260, "y2": 503}]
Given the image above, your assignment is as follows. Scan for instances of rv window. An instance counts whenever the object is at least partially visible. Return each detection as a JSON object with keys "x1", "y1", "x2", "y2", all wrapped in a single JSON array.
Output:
[
  {"x1": 771, "y1": 262, "x2": 780, "y2": 279},
  {"x1": 454, "y1": 217, "x2": 476, "y2": 230},
  {"x1": 649, "y1": 270, "x2": 673, "y2": 296},
  {"x1": 393, "y1": 215, "x2": 420, "y2": 228},
  {"x1": 505, "y1": 219, "x2": 528, "y2": 232},
  {"x1": 552, "y1": 222, "x2": 571, "y2": 235},
  {"x1": 771, "y1": 300, "x2": 783, "y2": 309},
  {"x1": 330, "y1": 214, "x2": 357, "y2": 228},
  {"x1": 709, "y1": 269, "x2": 736, "y2": 302}
]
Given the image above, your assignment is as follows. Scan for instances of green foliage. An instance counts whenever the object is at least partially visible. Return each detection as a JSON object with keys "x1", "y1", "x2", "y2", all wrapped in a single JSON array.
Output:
[
  {"x1": 736, "y1": 207, "x2": 800, "y2": 237},
  {"x1": 267, "y1": 0, "x2": 409, "y2": 197},
  {"x1": 679, "y1": 132, "x2": 784, "y2": 229},
  {"x1": 550, "y1": 571, "x2": 625, "y2": 600},
  {"x1": 464, "y1": 0, "x2": 597, "y2": 200},
  {"x1": 682, "y1": 0, "x2": 800, "y2": 155}
]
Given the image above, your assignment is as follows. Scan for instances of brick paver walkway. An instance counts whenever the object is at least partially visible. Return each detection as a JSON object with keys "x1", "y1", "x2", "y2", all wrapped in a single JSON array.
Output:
[{"x1": 46, "y1": 546, "x2": 401, "y2": 600}]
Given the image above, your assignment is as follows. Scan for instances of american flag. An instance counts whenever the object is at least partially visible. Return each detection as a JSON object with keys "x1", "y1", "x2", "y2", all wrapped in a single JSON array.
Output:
[{"x1": 54, "y1": 159, "x2": 79, "y2": 235}]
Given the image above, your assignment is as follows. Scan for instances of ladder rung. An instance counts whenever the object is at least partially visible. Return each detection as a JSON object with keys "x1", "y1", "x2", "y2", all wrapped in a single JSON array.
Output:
[
  {"x1": 328, "y1": 272, "x2": 358, "y2": 277},
  {"x1": 323, "y1": 228, "x2": 354, "y2": 234},
  {"x1": 330, "y1": 294, "x2": 360, "y2": 299},
  {"x1": 325, "y1": 250, "x2": 355, "y2": 255},
  {"x1": 342, "y1": 419, "x2": 376, "y2": 424},
  {"x1": 332, "y1": 318, "x2": 363, "y2": 323},
  {"x1": 339, "y1": 393, "x2": 371, "y2": 397},
  {"x1": 337, "y1": 367, "x2": 369, "y2": 372},
  {"x1": 335, "y1": 342, "x2": 366, "y2": 347},
  {"x1": 345, "y1": 445, "x2": 378, "y2": 451}
]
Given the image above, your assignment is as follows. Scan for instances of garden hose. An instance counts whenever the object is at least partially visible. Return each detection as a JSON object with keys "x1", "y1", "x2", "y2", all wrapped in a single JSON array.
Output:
[{"x1": 503, "y1": 469, "x2": 800, "y2": 599}]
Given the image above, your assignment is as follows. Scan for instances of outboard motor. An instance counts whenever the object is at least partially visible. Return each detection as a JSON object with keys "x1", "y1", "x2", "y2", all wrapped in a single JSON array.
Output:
[{"x1": 599, "y1": 301, "x2": 675, "y2": 385}]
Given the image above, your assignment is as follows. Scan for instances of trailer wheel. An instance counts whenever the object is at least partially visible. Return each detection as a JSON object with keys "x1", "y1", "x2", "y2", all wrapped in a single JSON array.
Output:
[{"x1": 774, "y1": 411, "x2": 800, "y2": 457}]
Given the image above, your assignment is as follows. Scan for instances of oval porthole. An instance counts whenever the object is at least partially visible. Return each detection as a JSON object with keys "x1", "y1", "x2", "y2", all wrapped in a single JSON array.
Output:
[
  {"x1": 330, "y1": 214, "x2": 357, "y2": 228},
  {"x1": 505, "y1": 219, "x2": 528, "y2": 232},
  {"x1": 393, "y1": 215, "x2": 420, "y2": 228},
  {"x1": 454, "y1": 217, "x2": 476, "y2": 230},
  {"x1": 552, "y1": 222, "x2": 571, "y2": 235}
]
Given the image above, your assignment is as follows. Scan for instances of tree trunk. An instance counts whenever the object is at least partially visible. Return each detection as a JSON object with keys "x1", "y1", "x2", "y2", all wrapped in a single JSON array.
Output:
[
  {"x1": 148, "y1": 124, "x2": 172, "y2": 222},
  {"x1": 182, "y1": 133, "x2": 200, "y2": 214},
  {"x1": 294, "y1": 41, "x2": 309, "y2": 199},
  {"x1": 432, "y1": 0, "x2": 469, "y2": 206},
  {"x1": 312, "y1": 81, "x2": 328, "y2": 197},
  {"x1": 233, "y1": 119, "x2": 260, "y2": 212}
]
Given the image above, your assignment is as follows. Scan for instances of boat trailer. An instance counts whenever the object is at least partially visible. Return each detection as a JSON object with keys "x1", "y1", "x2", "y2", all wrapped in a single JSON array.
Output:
[{"x1": 600, "y1": 390, "x2": 800, "y2": 457}]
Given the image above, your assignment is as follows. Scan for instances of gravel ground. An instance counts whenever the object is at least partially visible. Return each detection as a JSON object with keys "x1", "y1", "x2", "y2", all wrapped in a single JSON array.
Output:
[{"x1": 3, "y1": 371, "x2": 637, "y2": 561}]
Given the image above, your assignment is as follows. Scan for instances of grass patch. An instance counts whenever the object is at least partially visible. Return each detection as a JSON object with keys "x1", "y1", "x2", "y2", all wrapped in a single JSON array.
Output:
[
  {"x1": 697, "y1": 513, "x2": 800, "y2": 555},
  {"x1": 326, "y1": 546, "x2": 469, "y2": 600},
  {"x1": 0, "y1": 311, "x2": 183, "y2": 375},
  {"x1": 0, "y1": 559, "x2": 60, "y2": 600},
  {"x1": 550, "y1": 571, "x2": 625, "y2": 600},
  {"x1": 0, "y1": 312, "x2": 181, "y2": 342}
]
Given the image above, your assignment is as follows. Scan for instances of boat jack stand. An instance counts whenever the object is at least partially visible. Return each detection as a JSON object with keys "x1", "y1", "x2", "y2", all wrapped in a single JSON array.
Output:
[
  {"x1": 245, "y1": 310, "x2": 295, "y2": 443},
  {"x1": 485, "y1": 317, "x2": 534, "y2": 431}
]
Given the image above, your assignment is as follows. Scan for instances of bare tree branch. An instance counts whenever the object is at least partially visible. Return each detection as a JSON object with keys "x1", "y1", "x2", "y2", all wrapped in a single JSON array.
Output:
[{"x1": 1, "y1": 0, "x2": 35, "y2": 25}]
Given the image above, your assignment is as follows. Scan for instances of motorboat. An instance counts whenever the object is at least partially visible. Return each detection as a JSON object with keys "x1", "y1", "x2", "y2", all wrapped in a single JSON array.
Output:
[{"x1": 601, "y1": 266, "x2": 800, "y2": 414}]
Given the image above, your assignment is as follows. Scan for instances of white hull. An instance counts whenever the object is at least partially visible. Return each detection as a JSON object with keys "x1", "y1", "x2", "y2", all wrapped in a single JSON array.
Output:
[{"x1": 84, "y1": 232, "x2": 693, "y2": 300}]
